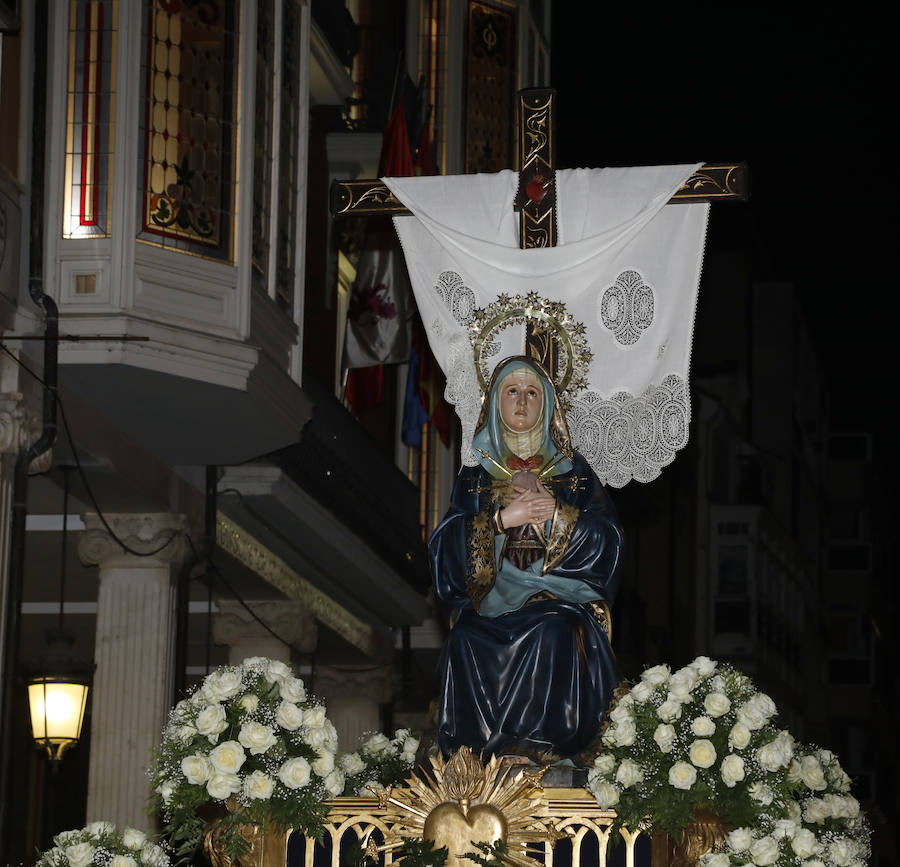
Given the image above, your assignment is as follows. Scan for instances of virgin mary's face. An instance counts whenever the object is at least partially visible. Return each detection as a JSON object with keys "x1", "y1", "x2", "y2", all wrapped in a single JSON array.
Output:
[{"x1": 498, "y1": 370, "x2": 543, "y2": 432}]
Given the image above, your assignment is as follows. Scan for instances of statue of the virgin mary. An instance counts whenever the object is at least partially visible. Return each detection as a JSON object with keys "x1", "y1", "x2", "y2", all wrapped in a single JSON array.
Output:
[{"x1": 429, "y1": 355, "x2": 624, "y2": 759}]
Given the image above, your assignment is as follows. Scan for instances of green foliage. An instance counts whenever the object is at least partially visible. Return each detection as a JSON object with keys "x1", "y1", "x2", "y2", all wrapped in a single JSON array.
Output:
[{"x1": 462, "y1": 839, "x2": 509, "y2": 867}]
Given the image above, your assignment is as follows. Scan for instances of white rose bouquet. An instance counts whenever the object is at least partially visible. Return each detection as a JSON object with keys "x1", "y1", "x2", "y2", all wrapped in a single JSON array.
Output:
[
  {"x1": 150, "y1": 658, "x2": 337, "y2": 863},
  {"x1": 704, "y1": 745, "x2": 870, "y2": 867},
  {"x1": 586, "y1": 656, "x2": 870, "y2": 865},
  {"x1": 35, "y1": 823, "x2": 169, "y2": 867},
  {"x1": 338, "y1": 728, "x2": 421, "y2": 796}
]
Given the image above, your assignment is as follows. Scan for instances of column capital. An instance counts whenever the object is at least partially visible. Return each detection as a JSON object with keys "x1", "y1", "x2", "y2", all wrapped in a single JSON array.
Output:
[
  {"x1": 213, "y1": 599, "x2": 318, "y2": 656},
  {"x1": 79, "y1": 512, "x2": 188, "y2": 569}
]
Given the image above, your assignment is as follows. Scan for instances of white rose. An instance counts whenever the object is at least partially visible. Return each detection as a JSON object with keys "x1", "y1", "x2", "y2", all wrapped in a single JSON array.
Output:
[
  {"x1": 278, "y1": 757, "x2": 312, "y2": 789},
  {"x1": 324, "y1": 768, "x2": 345, "y2": 797},
  {"x1": 402, "y1": 735, "x2": 420, "y2": 755},
  {"x1": 55, "y1": 832, "x2": 80, "y2": 846},
  {"x1": 591, "y1": 780, "x2": 620, "y2": 808},
  {"x1": 615, "y1": 759, "x2": 644, "y2": 788},
  {"x1": 239, "y1": 694, "x2": 259, "y2": 712},
  {"x1": 728, "y1": 722, "x2": 751, "y2": 750},
  {"x1": 358, "y1": 778, "x2": 381, "y2": 796},
  {"x1": 689, "y1": 739, "x2": 717, "y2": 769},
  {"x1": 657, "y1": 699, "x2": 683, "y2": 722},
  {"x1": 266, "y1": 659, "x2": 292, "y2": 682},
  {"x1": 737, "y1": 693, "x2": 776, "y2": 730},
  {"x1": 275, "y1": 701, "x2": 304, "y2": 731},
  {"x1": 629, "y1": 681, "x2": 652, "y2": 703},
  {"x1": 802, "y1": 861, "x2": 826, "y2": 867},
  {"x1": 824, "y1": 793, "x2": 859, "y2": 819},
  {"x1": 700, "y1": 855, "x2": 730, "y2": 867},
  {"x1": 772, "y1": 819, "x2": 797, "y2": 839},
  {"x1": 692, "y1": 656, "x2": 717, "y2": 676},
  {"x1": 828, "y1": 839, "x2": 858, "y2": 867},
  {"x1": 303, "y1": 706, "x2": 328, "y2": 730},
  {"x1": 312, "y1": 750, "x2": 335, "y2": 777},
  {"x1": 181, "y1": 754, "x2": 211, "y2": 784},
  {"x1": 749, "y1": 782, "x2": 774, "y2": 805},
  {"x1": 757, "y1": 735, "x2": 793, "y2": 772},
  {"x1": 208, "y1": 740, "x2": 247, "y2": 774},
  {"x1": 65, "y1": 844, "x2": 95, "y2": 867},
  {"x1": 641, "y1": 664, "x2": 670, "y2": 686},
  {"x1": 140, "y1": 845, "x2": 168, "y2": 867},
  {"x1": 339, "y1": 752, "x2": 366, "y2": 775},
  {"x1": 363, "y1": 732, "x2": 392, "y2": 755},
  {"x1": 156, "y1": 780, "x2": 175, "y2": 805},
  {"x1": 206, "y1": 773, "x2": 242, "y2": 799},
  {"x1": 703, "y1": 692, "x2": 731, "y2": 718},
  {"x1": 799, "y1": 755, "x2": 827, "y2": 790},
  {"x1": 593, "y1": 753, "x2": 616, "y2": 775},
  {"x1": 305, "y1": 721, "x2": 338, "y2": 751},
  {"x1": 238, "y1": 721, "x2": 278, "y2": 755},
  {"x1": 653, "y1": 723, "x2": 676, "y2": 753},
  {"x1": 86, "y1": 822, "x2": 114, "y2": 837},
  {"x1": 609, "y1": 718, "x2": 636, "y2": 746},
  {"x1": 803, "y1": 798, "x2": 829, "y2": 824},
  {"x1": 608, "y1": 703, "x2": 632, "y2": 724},
  {"x1": 279, "y1": 677, "x2": 307, "y2": 704},
  {"x1": 791, "y1": 829, "x2": 819, "y2": 859},
  {"x1": 109, "y1": 856, "x2": 136, "y2": 867},
  {"x1": 121, "y1": 829, "x2": 147, "y2": 850},
  {"x1": 668, "y1": 761, "x2": 697, "y2": 790},
  {"x1": 726, "y1": 828, "x2": 753, "y2": 853},
  {"x1": 669, "y1": 669, "x2": 697, "y2": 699},
  {"x1": 174, "y1": 725, "x2": 197, "y2": 745},
  {"x1": 749, "y1": 836, "x2": 779, "y2": 866},
  {"x1": 786, "y1": 800, "x2": 803, "y2": 823},
  {"x1": 709, "y1": 674, "x2": 726, "y2": 692},
  {"x1": 195, "y1": 704, "x2": 227, "y2": 740},
  {"x1": 201, "y1": 669, "x2": 243, "y2": 702},
  {"x1": 691, "y1": 716, "x2": 716, "y2": 737},
  {"x1": 720, "y1": 754, "x2": 745, "y2": 787},
  {"x1": 243, "y1": 770, "x2": 275, "y2": 800}
]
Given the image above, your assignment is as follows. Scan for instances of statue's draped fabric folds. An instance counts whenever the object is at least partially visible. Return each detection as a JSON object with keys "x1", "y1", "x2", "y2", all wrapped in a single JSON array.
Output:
[{"x1": 429, "y1": 358, "x2": 624, "y2": 758}]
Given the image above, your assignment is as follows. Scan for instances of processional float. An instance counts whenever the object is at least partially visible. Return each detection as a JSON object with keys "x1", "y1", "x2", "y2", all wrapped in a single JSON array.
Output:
[{"x1": 215, "y1": 89, "x2": 749, "y2": 867}]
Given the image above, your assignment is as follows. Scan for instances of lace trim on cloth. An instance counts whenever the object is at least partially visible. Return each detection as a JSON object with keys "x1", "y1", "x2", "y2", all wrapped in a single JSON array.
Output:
[
  {"x1": 567, "y1": 374, "x2": 690, "y2": 488},
  {"x1": 444, "y1": 333, "x2": 482, "y2": 466},
  {"x1": 599, "y1": 269, "x2": 655, "y2": 346},
  {"x1": 465, "y1": 510, "x2": 497, "y2": 612}
]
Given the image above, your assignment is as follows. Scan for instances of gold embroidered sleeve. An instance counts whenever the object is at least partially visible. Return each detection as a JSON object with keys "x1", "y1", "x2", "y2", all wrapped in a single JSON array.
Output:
[
  {"x1": 542, "y1": 499, "x2": 580, "y2": 574},
  {"x1": 465, "y1": 511, "x2": 497, "y2": 612}
]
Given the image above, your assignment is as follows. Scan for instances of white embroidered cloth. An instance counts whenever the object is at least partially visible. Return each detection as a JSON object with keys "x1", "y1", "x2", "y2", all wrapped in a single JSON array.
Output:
[{"x1": 384, "y1": 166, "x2": 709, "y2": 487}]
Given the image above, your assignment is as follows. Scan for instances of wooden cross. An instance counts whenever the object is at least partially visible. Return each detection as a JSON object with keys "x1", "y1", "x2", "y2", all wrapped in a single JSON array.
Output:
[{"x1": 330, "y1": 88, "x2": 748, "y2": 373}]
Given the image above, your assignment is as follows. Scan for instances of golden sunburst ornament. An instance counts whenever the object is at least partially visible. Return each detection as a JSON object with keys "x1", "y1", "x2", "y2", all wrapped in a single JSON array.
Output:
[
  {"x1": 468, "y1": 293, "x2": 592, "y2": 409},
  {"x1": 367, "y1": 748, "x2": 561, "y2": 867}
]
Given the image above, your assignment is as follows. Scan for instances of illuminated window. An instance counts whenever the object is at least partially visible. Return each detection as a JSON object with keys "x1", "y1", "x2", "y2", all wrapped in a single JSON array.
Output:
[
  {"x1": 63, "y1": 0, "x2": 117, "y2": 238},
  {"x1": 140, "y1": 0, "x2": 237, "y2": 259},
  {"x1": 251, "y1": 0, "x2": 275, "y2": 287}
]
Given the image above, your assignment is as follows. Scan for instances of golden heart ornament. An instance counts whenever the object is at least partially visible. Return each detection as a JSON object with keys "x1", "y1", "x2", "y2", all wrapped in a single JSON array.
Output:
[{"x1": 423, "y1": 802, "x2": 508, "y2": 867}]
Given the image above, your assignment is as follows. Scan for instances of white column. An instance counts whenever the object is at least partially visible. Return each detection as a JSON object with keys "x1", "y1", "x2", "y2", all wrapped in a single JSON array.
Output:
[
  {"x1": 212, "y1": 599, "x2": 317, "y2": 664},
  {"x1": 315, "y1": 664, "x2": 393, "y2": 750},
  {"x1": 78, "y1": 512, "x2": 187, "y2": 830}
]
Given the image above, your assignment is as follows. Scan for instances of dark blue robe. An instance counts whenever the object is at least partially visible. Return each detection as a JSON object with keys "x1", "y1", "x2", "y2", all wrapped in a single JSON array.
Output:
[{"x1": 429, "y1": 453, "x2": 624, "y2": 758}]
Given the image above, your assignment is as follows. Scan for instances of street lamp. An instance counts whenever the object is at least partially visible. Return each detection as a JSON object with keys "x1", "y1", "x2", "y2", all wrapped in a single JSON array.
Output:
[
  {"x1": 27, "y1": 674, "x2": 90, "y2": 761},
  {"x1": 25, "y1": 466, "x2": 94, "y2": 762}
]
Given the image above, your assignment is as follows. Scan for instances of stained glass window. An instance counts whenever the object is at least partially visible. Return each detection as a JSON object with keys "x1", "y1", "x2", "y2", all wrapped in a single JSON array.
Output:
[
  {"x1": 64, "y1": 0, "x2": 117, "y2": 238},
  {"x1": 140, "y1": 0, "x2": 237, "y2": 259},
  {"x1": 274, "y1": 0, "x2": 301, "y2": 313},
  {"x1": 251, "y1": 0, "x2": 275, "y2": 286}
]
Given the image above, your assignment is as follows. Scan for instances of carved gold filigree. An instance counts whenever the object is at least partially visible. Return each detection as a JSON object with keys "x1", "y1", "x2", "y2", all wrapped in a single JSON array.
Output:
[
  {"x1": 368, "y1": 747, "x2": 560, "y2": 867},
  {"x1": 468, "y1": 293, "x2": 592, "y2": 409},
  {"x1": 215, "y1": 514, "x2": 376, "y2": 657},
  {"x1": 670, "y1": 808, "x2": 731, "y2": 867}
]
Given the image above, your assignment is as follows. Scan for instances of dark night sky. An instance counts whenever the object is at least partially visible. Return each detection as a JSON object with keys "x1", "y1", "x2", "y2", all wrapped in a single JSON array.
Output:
[{"x1": 551, "y1": 8, "x2": 892, "y2": 435}]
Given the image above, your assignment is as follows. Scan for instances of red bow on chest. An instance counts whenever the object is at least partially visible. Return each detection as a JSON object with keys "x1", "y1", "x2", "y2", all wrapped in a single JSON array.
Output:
[{"x1": 507, "y1": 455, "x2": 543, "y2": 472}]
